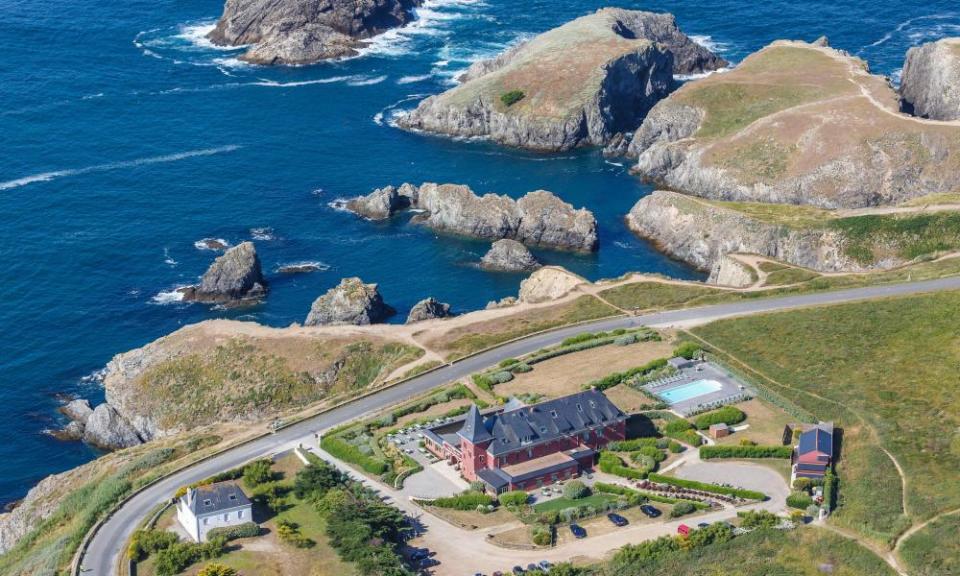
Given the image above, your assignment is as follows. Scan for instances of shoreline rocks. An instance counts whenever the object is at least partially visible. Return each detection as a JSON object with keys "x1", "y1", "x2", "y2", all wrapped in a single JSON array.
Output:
[
  {"x1": 305, "y1": 277, "x2": 395, "y2": 326},
  {"x1": 480, "y1": 239, "x2": 541, "y2": 271},
  {"x1": 625, "y1": 190, "x2": 875, "y2": 273},
  {"x1": 344, "y1": 183, "x2": 598, "y2": 251},
  {"x1": 406, "y1": 297, "x2": 454, "y2": 323},
  {"x1": 54, "y1": 398, "x2": 143, "y2": 450},
  {"x1": 900, "y1": 38, "x2": 960, "y2": 120},
  {"x1": 180, "y1": 242, "x2": 268, "y2": 304},
  {"x1": 208, "y1": 0, "x2": 422, "y2": 65},
  {"x1": 518, "y1": 267, "x2": 586, "y2": 303},
  {"x1": 398, "y1": 9, "x2": 724, "y2": 151}
]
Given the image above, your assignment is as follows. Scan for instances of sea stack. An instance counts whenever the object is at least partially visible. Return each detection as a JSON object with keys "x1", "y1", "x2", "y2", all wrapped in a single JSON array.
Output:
[
  {"x1": 405, "y1": 297, "x2": 454, "y2": 323},
  {"x1": 305, "y1": 277, "x2": 395, "y2": 326},
  {"x1": 900, "y1": 38, "x2": 960, "y2": 120},
  {"x1": 343, "y1": 183, "x2": 598, "y2": 251},
  {"x1": 207, "y1": 0, "x2": 422, "y2": 65},
  {"x1": 480, "y1": 239, "x2": 541, "y2": 271},
  {"x1": 180, "y1": 242, "x2": 268, "y2": 304},
  {"x1": 397, "y1": 9, "x2": 725, "y2": 151}
]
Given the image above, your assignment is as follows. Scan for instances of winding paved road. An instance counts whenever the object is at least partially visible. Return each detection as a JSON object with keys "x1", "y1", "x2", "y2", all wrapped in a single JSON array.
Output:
[{"x1": 78, "y1": 275, "x2": 960, "y2": 575}]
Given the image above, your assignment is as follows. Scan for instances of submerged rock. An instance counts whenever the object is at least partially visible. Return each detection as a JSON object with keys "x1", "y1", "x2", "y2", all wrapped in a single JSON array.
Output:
[
  {"x1": 900, "y1": 38, "x2": 960, "y2": 120},
  {"x1": 82, "y1": 404, "x2": 143, "y2": 450},
  {"x1": 405, "y1": 297, "x2": 454, "y2": 323},
  {"x1": 305, "y1": 277, "x2": 395, "y2": 326},
  {"x1": 343, "y1": 183, "x2": 598, "y2": 251},
  {"x1": 398, "y1": 9, "x2": 724, "y2": 151},
  {"x1": 180, "y1": 242, "x2": 268, "y2": 304},
  {"x1": 208, "y1": 0, "x2": 422, "y2": 65},
  {"x1": 481, "y1": 239, "x2": 541, "y2": 271}
]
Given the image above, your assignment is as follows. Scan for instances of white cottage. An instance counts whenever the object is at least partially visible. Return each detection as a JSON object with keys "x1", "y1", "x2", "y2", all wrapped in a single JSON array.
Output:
[{"x1": 177, "y1": 481, "x2": 253, "y2": 542}]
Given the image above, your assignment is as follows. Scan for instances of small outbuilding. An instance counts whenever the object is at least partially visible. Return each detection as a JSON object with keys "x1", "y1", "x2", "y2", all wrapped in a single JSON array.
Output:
[
  {"x1": 668, "y1": 357, "x2": 694, "y2": 370},
  {"x1": 177, "y1": 481, "x2": 253, "y2": 542},
  {"x1": 709, "y1": 423, "x2": 731, "y2": 439}
]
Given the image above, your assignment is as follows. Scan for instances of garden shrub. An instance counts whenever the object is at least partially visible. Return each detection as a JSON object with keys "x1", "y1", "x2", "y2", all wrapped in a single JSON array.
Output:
[
  {"x1": 242, "y1": 459, "x2": 276, "y2": 489},
  {"x1": 206, "y1": 522, "x2": 260, "y2": 542},
  {"x1": 822, "y1": 470, "x2": 837, "y2": 512},
  {"x1": 499, "y1": 490, "x2": 529, "y2": 508},
  {"x1": 699, "y1": 445, "x2": 792, "y2": 459},
  {"x1": 648, "y1": 473, "x2": 766, "y2": 500},
  {"x1": 669, "y1": 501, "x2": 697, "y2": 518},
  {"x1": 668, "y1": 441, "x2": 683, "y2": 453},
  {"x1": 738, "y1": 510, "x2": 780, "y2": 528},
  {"x1": 489, "y1": 371, "x2": 514, "y2": 384},
  {"x1": 510, "y1": 362, "x2": 532, "y2": 373},
  {"x1": 197, "y1": 564, "x2": 238, "y2": 576},
  {"x1": 499, "y1": 358, "x2": 520, "y2": 368},
  {"x1": 598, "y1": 452, "x2": 647, "y2": 480},
  {"x1": 530, "y1": 523, "x2": 553, "y2": 546},
  {"x1": 429, "y1": 490, "x2": 495, "y2": 510},
  {"x1": 606, "y1": 438, "x2": 659, "y2": 452},
  {"x1": 587, "y1": 358, "x2": 669, "y2": 391},
  {"x1": 693, "y1": 406, "x2": 746, "y2": 430},
  {"x1": 320, "y1": 435, "x2": 389, "y2": 475},
  {"x1": 787, "y1": 492, "x2": 814, "y2": 510},
  {"x1": 673, "y1": 341, "x2": 702, "y2": 359},
  {"x1": 593, "y1": 482, "x2": 647, "y2": 506},
  {"x1": 128, "y1": 529, "x2": 179, "y2": 562},
  {"x1": 635, "y1": 445, "x2": 667, "y2": 462},
  {"x1": 563, "y1": 480, "x2": 590, "y2": 500},
  {"x1": 500, "y1": 90, "x2": 525, "y2": 106},
  {"x1": 276, "y1": 518, "x2": 314, "y2": 548},
  {"x1": 614, "y1": 333, "x2": 638, "y2": 346}
]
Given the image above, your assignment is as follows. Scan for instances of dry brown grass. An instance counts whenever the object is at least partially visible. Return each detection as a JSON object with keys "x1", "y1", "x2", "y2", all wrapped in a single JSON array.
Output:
[
  {"x1": 496, "y1": 340, "x2": 673, "y2": 400},
  {"x1": 713, "y1": 398, "x2": 795, "y2": 446}
]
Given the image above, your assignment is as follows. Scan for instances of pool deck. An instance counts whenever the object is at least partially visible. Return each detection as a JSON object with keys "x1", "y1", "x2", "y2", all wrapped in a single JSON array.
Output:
[{"x1": 645, "y1": 361, "x2": 751, "y2": 416}]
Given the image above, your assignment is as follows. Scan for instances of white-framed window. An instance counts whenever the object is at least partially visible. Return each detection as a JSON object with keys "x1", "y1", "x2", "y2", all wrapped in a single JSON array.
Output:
[
  {"x1": 238, "y1": 510, "x2": 244, "y2": 519},
  {"x1": 223, "y1": 514, "x2": 229, "y2": 521},
  {"x1": 203, "y1": 518, "x2": 208, "y2": 525}
]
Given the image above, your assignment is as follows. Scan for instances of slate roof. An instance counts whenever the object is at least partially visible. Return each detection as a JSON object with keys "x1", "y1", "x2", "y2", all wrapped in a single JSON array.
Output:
[
  {"x1": 184, "y1": 481, "x2": 251, "y2": 516},
  {"x1": 459, "y1": 389, "x2": 625, "y2": 456},
  {"x1": 798, "y1": 421, "x2": 834, "y2": 458}
]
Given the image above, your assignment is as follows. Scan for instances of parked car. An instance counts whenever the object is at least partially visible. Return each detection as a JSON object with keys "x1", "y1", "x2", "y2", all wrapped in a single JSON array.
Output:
[
  {"x1": 640, "y1": 505, "x2": 662, "y2": 518},
  {"x1": 538, "y1": 560, "x2": 552, "y2": 570},
  {"x1": 409, "y1": 549, "x2": 429, "y2": 561},
  {"x1": 512, "y1": 566, "x2": 525, "y2": 574},
  {"x1": 607, "y1": 512, "x2": 629, "y2": 527},
  {"x1": 569, "y1": 523, "x2": 587, "y2": 539},
  {"x1": 697, "y1": 522, "x2": 710, "y2": 529},
  {"x1": 527, "y1": 563, "x2": 539, "y2": 572}
]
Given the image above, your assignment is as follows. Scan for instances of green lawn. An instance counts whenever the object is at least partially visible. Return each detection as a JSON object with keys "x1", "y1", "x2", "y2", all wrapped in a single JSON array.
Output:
[
  {"x1": 691, "y1": 291, "x2": 960, "y2": 546},
  {"x1": 899, "y1": 513, "x2": 960, "y2": 576},
  {"x1": 603, "y1": 527, "x2": 897, "y2": 576},
  {"x1": 533, "y1": 493, "x2": 619, "y2": 513}
]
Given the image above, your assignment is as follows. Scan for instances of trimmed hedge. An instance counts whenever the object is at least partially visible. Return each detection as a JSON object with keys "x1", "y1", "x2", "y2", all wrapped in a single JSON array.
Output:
[
  {"x1": 606, "y1": 438, "x2": 662, "y2": 452},
  {"x1": 823, "y1": 469, "x2": 838, "y2": 512},
  {"x1": 599, "y1": 452, "x2": 647, "y2": 479},
  {"x1": 669, "y1": 501, "x2": 697, "y2": 518},
  {"x1": 499, "y1": 490, "x2": 529, "y2": 507},
  {"x1": 663, "y1": 419, "x2": 703, "y2": 447},
  {"x1": 673, "y1": 341, "x2": 702, "y2": 359},
  {"x1": 428, "y1": 490, "x2": 495, "y2": 510},
  {"x1": 699, "y1": 445, "x2": 793, "y2": 459},
  {"x1": 647, "y1": 473, "x2": 766, "y2": 500},
  {"x1": 693, "y1": 406, "x2": 746, "y2": 430},
  {"x1": 320, "y1": 435, "x2": 389, "y2": 475},
  {"x1": 206, "y1": 522, "x2": 260, "y2": 542},
  {"x1": 786, "y1": 492, "x2": 814, "y2": 510},
  {"x1": 587, "y1": 358, "x2": 669, "y2": 392}
]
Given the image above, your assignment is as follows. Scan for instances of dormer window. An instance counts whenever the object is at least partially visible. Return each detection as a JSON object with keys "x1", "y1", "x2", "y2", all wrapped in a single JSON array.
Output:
[
  {"x1": 229, "y1": 495, "x2": 237, "y2": 500},
  {"x1": 576, "y1": 403, "x2": 583, "y2": 412},
  {"x1": 203, "y1": 499, "x2": 212, "y2": 506},
  {"x1": 550, "y1": 410, "x2": 558, "y2": 418}
]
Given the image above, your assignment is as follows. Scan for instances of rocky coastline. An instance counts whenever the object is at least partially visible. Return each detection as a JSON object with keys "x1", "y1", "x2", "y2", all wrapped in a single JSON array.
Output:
[
  {"x1": 207, "y1": 0, "x2": 423, "y2": 65},
  {"x1": 344, "y1": 182, "x2": 598, "y2": 251},
  {"x1": 397, "y1": 9, "x2": 724, "y2": 151},
  {"x1": 179, "y1": 242, "x2": 268, "y2": 304},
  {"x1": 900, "y1": 38, "x2": 960, "y2": 120}
]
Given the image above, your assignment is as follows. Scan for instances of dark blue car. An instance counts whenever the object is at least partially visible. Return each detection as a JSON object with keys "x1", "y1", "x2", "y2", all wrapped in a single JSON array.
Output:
[
  {"x1": 607, "y1": 512, "x2": 629, "y2": 527},
  {"x1": 569, "y1": 523, "x2": 587, "y2": 539}
]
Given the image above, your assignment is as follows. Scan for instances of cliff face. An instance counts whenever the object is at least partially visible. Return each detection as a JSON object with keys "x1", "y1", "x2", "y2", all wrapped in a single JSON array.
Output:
[
  {"x1": 901, "y1": 38, "x2": 960, "y2": 121},
  {"x1": 397, "y1": 9, "x2": 724, "y2": 151},
  {"x1": 208, "y1": 0, "x2": 421, "y2": 65},
  {"x1": 625, "y1": 191, "x2": 863, "y2": 273},
  {"x1": 629, "y1": 41, "x2": 960, "y2": 209},
  {"x1": 345, "y1": 183, "x2": 598, "y2": 251}
]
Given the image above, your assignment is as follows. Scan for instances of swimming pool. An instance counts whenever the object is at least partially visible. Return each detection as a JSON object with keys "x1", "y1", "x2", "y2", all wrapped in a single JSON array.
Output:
[{"x1": 658, "y1": 379, "x2": 724, "y2": 404}]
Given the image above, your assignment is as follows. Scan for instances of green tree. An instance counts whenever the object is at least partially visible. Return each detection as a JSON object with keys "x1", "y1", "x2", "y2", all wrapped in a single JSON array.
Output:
[
  {"x1": 242, "y1": 459, "x2": 275, "y2": 489},
  {"x1": 197, "y1": 563, "x2": 238, "y2": 576},
  {"x1": 563, "y1": 480, "x2": 590, "y2": 500}
]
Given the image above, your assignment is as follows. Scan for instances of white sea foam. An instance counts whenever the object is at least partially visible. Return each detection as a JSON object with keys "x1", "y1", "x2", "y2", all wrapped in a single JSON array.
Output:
[
  {"x1": 82, "y1": 93, "x2": 105, "y2": 100},
  {"x1": 275, "y1": 261, "x2": 331, "y2": 273},
  {"x1": 175, "y1": 22, "x2": 243, "y2": 51},
  {"x1": 194, "y1": 238, "x2": 230, "y2": 251},
  {"x1": 613, "y1": 240, "x2": 632, "y2": 249},
  {"x1": 163, "y1": 247, "x2": 178, "y2": 266},
  {"x1": 353, "y1": 0, "x2": 485, "y2": 58},
  {"x1": 675, "y1": 67, "x2": 732, "y2": 81},
  {"x1": 397, "y1": 74, "x2": 433, "y2": 84},
  {"x1": 890, "y1": 68, "x2": 903, "y2": 87},
  {"x1": 689, "y1": 35, "x2": 730, "y2": 54},
  {"x1": 250, "y1": 227, "x2": 275, "y2": 241},
  {"x1": 328, "y1": 198, "x2": 353, "y2": 213},
  {"x1": 0, "y1": 145, "x2": 241, "y2": 192},
  {"x1": 373, "y1": 111, "x2": 385, "y2": 126},
  {"x1": 250, "y1": 76, "x2": 354, "y2": 88},
  {"x1": 152, "y1": 288, "x2": 187, "y2": 304},
  {"x1": 604, "y1": 160, "x2": 624, "y2": 168},
  {"x1": 860, "y1": 13, "x2": 959, "y2": 51},
  {"x1": 348, "y1": 75, "x2": 388, "y2": 86}
]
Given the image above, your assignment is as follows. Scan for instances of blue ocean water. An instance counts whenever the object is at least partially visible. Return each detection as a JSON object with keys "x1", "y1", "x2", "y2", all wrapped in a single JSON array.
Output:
[{"x1": 1, "y1": 0, "x2": 957, "y2": 505}]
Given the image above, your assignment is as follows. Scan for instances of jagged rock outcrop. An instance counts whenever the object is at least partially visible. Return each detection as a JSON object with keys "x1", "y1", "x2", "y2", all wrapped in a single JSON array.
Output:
[
  {"x1": 480, "y1": 239, "x2": 541, "y2": 271},
  {"x1": 305, "y1": 277, "x2": 395, "y2": 326},
  {"x1": 626, "y1": 191, "x2": 872, "y2": 272},
  {"x1": 180, "y1": 242, "x2": 268, "y2": 304},
  {"x1": 60, "y1": 398, "x2": 94, "y2": 423},
  {"x1": 398, "y1": 9, "x2": 724, "y2": 151},
  {"x1": 518, "y1": 267, "x2": 586, "y2": 303},
  {"x1": 82, "y1": 404, "x2": 143, "y2": 450},
  {"x1": 344, "y1": 183, "x2": 598, "y2": 251},
  {"x1": 707, "y1": 254, "x2": 756, "y2": 288},
  {"x1": 405, "y1": 297, "x2": 453, "y2": 323},
  {"x1": 208, "y1": 0, "x2": 422, "y2": 65},
  {"x1": 629, "y1": 40, "x2": 960, "y2": 208},
  {"x1": 900, "y1": 38, "x2": 960, "y2": 120}
]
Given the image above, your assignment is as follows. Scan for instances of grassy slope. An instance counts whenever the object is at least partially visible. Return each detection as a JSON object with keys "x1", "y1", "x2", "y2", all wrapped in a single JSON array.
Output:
[
  {"x1": 603, "y1": 527, "x2": 897, "y2": 576},
  {"x1": 898, "y1": 513, "x2": 960, "y2": 576},
  {"x1": 424, "y1": 295, "x2": 619, "y2": 360},
  {"x1": 691, "y1": 292, "x2": 960, "y2": 545}
]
